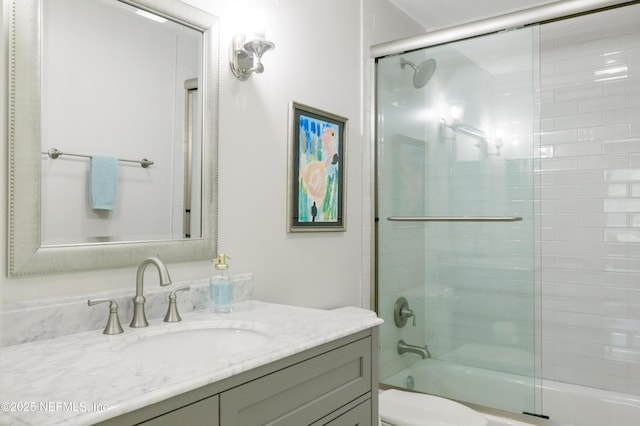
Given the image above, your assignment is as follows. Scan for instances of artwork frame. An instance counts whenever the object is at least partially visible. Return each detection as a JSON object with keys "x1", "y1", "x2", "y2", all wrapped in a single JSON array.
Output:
[{"x1": 287, "y1": 102, "x2": 347, "y2": 232}]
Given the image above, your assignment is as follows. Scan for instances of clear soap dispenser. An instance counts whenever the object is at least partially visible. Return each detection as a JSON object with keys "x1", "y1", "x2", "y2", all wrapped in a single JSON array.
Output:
[{"x1": 210, "y1": 253, "x2": 233, "y2": 313}]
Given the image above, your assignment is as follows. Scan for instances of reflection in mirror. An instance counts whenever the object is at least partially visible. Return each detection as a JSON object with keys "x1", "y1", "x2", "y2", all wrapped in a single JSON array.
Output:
[
  {"x1": 41, "y1": 0, "x2": 202, "y2": 245},
  {"x1": 8, "y1": 0, "x2": 219, "y2": 276}
]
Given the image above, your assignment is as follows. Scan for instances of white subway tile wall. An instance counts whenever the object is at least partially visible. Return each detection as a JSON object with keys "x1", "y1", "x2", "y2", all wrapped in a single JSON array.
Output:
[{"x1": 539, "y1": 4, "x2": 640, "y2": 395}]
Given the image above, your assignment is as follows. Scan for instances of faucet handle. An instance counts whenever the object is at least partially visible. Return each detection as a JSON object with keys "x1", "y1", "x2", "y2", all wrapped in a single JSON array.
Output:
[
  {"x1": 394, "y1": 297, "x2": 416, "y2": 327},
  {"x1": 164, "y1": 286, "x2": 191, "y2": 323},
  {"x1": 401, "y1": 306, "x2": 417, "y2": 327},
  {"x1": 88, "y1": 299, "x2": 124, "y2": 335}
]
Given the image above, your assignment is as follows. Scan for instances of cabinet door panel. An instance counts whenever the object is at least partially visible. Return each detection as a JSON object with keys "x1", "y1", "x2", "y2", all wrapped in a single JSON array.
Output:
[{"x1": 220, "y1": 338, "x2": 371, "y2": 426}]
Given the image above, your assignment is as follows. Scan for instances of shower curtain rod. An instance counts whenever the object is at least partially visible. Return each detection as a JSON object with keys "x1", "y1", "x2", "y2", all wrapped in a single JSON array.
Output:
[
  {"x1": 370, "y1": 0, "x2": 636, "y2": 58},
  {"x1": 387, "y1": 216, "x2": 523, "y2": 222}
]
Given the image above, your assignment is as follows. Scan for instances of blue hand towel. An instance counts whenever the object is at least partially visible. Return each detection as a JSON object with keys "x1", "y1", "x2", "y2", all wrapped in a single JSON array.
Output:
[{"x1": 90, "y1": 154, "x2": 118, "y2": 211}]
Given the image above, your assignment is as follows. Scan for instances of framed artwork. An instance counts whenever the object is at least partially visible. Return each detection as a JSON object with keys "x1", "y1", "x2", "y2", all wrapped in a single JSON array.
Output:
[{"x1": 287, "y1": 102, "x2": 347, "y2": 232}]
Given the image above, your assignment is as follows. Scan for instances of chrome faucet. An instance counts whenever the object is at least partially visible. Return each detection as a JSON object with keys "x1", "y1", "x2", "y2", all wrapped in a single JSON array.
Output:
[
  {"x1": 398, "y1": 339, "x2": 431, "y2": 359},
  {"x1": 130, "y1": 256, "x2": 172, "y2": 327}
]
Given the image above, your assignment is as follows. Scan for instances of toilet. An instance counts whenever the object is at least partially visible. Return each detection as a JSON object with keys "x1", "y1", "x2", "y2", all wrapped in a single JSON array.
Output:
[{"x1": 379, "y1": 389, "x2": 488, "y2": 426}]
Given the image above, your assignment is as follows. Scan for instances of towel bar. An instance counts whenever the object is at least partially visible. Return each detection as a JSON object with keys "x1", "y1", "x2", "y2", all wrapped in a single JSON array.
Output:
[{"x1": 42, "y1": 147, "x2": 153, "y2": 168}]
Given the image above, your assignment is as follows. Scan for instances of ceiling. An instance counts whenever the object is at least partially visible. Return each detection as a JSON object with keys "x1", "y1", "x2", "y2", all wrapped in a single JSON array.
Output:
[{"x1": 390, "y1": 0, "x2": 559, "y2": 30}]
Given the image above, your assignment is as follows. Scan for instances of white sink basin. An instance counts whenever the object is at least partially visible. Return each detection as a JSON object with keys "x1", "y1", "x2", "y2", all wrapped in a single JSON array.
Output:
[{"x1": 120, "y1": 327, "x2": 269, "y2": 363}]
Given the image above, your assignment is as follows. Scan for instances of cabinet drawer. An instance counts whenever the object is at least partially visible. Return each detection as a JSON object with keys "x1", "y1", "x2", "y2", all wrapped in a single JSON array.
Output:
[
  {"x1": 220, "y1": 337, "x2": 371, "y2": 426},
  {"x1": 138, "y1": 395, "x2": 219, "y2": 426},
  {"x1": 323, "y1": 399, "x2": 371, "y2": 426}
]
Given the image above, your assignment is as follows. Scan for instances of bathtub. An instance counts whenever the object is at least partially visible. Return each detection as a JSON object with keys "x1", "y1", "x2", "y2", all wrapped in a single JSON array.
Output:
[{"x1": 382, "y1": 359, "x2": 640, "y2": 426}]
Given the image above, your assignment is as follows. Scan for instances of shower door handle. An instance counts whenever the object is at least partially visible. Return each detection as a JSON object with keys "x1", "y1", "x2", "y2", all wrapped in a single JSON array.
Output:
[{"x1": 387, "y1": 216, "x2": 523, "y2": 222}]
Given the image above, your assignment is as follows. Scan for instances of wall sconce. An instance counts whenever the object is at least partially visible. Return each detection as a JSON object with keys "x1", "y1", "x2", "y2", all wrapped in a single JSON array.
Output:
[{"x1": 229, "y1": 33, "x2": 275, "y2": 81}]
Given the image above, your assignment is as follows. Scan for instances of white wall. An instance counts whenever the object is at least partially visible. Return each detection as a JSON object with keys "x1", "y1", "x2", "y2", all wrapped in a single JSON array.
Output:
[
  {"x1": 0, "y1": 0, "x2": 418, "y2": 309},
  {"x1": 214, "y1": 0, "x2": 364, "y2": 308}
]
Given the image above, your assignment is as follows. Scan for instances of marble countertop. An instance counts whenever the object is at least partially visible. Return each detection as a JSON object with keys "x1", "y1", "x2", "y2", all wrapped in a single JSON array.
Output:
[{"x1": 0, "y1": 301, "x2": 382, "y2": 425}]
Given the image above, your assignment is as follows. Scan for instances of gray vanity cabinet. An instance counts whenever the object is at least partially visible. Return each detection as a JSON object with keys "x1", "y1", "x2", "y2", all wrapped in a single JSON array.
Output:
[
  {"x1": 139, "y1": 396, "x2": 220, "y2": 426},
  {"x1": 220, "y1": 336, "x2": 371, "y2": 425},
  {"x1": 98, "y1": 328, "x2": 378, "y2": 426}
]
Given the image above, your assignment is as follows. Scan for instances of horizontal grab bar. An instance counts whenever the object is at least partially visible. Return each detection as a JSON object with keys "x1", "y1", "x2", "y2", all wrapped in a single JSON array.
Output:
[
  {"x1": 42, "y1": 148, "x2": 154, "y2": 168},
  {"x1": 387, "y1": 216, "x2": 523, "y2": 222}
]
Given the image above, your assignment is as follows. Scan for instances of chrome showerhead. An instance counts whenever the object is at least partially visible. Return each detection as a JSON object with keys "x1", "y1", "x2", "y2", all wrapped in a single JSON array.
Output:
[{"x1": 400, "y1": 57, "x2": 437, "y2": 88}]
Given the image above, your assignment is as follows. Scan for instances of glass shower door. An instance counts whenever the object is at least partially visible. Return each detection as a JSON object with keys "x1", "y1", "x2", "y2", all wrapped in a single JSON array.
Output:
[{"x1": 376, "y1": 26, "x2": 540, "y2": 415}]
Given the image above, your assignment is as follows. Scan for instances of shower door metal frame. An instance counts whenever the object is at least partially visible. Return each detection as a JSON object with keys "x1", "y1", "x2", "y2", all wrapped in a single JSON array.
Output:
[{"x1": 371, "y1": 0, "x2": 637, "y2": 58}]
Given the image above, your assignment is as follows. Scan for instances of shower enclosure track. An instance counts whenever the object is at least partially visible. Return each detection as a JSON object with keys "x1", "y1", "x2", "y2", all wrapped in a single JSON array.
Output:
[
  {"x1": 370, "y1": 0, "x2": 635, "y2": 57},
  {"x1": 387, "y1": 216, "x2": 523, "y2": 222}
]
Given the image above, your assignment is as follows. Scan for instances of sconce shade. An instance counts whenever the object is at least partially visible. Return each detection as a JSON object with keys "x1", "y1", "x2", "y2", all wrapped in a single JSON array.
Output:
[{"x1": 230, "y1": 34, "x2": 275, "y2": 80}]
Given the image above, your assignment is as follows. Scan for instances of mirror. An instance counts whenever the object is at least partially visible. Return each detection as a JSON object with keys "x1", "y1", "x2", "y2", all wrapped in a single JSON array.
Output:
[
  {"x1": 41, "y1": 0, "x2": 205, "y2": 245},
  {"x1": 8, "y1": 0, "x2": 219, "y2": 276}
]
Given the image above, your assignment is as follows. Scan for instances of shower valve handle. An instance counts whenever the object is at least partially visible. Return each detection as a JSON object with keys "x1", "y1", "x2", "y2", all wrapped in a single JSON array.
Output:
[
  {"x1": 394, "y1": 297, "x2": 416, "y2": 327},
  {"x1": 401, "y1": 306, "x2": 416, "y2": 326}
]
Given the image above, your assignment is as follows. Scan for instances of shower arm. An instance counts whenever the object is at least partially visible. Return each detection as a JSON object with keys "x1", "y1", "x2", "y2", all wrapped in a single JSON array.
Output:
[{"x1": 439, "y1": 118, "x2": 486, "y2": 144}]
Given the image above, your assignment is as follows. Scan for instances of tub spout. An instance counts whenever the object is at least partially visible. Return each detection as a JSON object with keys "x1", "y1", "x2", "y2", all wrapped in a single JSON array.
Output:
[{"x1": 398, "y1": 339, "x2": 431, "y2": 359}]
